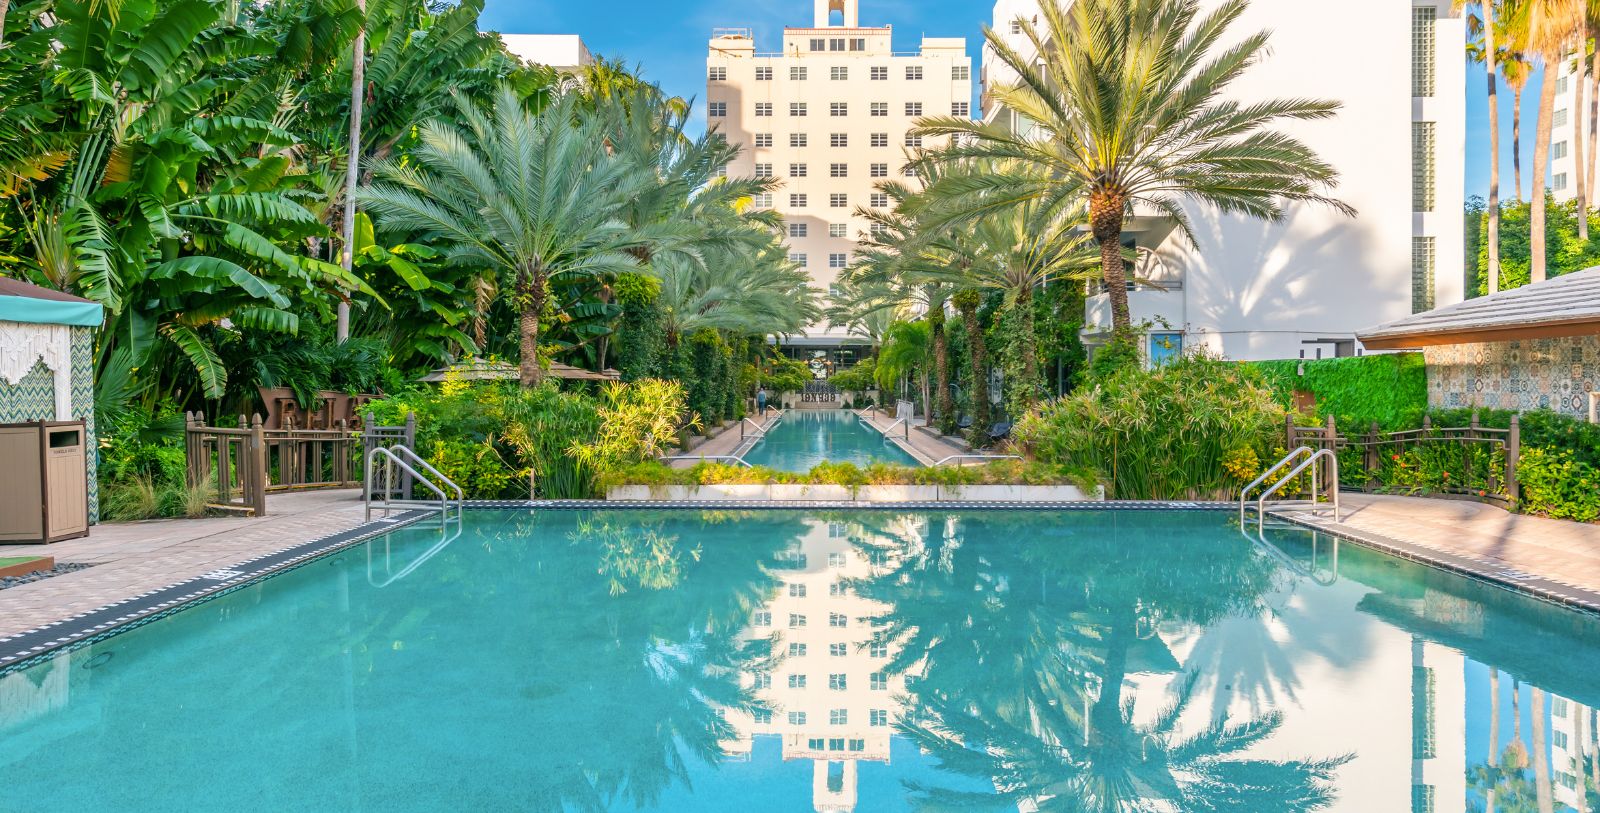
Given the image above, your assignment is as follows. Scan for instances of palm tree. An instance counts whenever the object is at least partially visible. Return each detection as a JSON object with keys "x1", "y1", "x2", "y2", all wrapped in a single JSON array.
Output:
[
  {"x1": 652, "y1": 240, "x2": 819, "y2": 349},
  {"x1": 1503, "y1": 50, "x2": 1533, "y2": 202},
  {"x1": 360, "y1": 88, "x2": 655, "y2": 387},
  {"x1": 1518, "y1": 0, "x2": 1584, "y2": 283},
  {"x1": 876, "y1": 320, "x2": 932, "y2": 414},
  {"x1": 1465, "y1": 0, "x2": 1507, "y2": 291},
  {"x1": 913, "y1": 0, "x2": 1350, "y2": 330}
]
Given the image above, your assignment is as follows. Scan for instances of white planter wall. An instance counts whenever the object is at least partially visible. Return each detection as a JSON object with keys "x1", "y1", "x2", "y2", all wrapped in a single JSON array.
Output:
[{"x1": 605, "y1": 484, "x2": 1095, "y2": 502}]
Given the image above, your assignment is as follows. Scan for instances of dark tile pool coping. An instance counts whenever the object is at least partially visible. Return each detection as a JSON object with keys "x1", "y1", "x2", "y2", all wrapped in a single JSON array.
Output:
[{"x1": 4, "y1": 498, "x2": 1595, "y2": 676}]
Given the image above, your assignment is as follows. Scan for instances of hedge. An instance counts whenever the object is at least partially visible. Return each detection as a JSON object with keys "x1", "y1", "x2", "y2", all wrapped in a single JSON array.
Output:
[{"x1": 1251, "y1": 353, "x2": 1426, "y2": 430}]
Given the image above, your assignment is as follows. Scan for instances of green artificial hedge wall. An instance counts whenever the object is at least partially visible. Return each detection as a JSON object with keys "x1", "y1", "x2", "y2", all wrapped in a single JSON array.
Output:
[{"x1": 1250, "y1": 353, "x2": 1427, "y2": 430}]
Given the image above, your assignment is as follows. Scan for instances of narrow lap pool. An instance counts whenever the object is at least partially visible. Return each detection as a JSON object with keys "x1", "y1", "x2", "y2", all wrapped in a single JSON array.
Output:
[
  {"x1": 740, "y1": 409, "x2": 921, "y2": 472},
  {"x1": 3, "y1": 508, "x2": 1599, "y2": 812}
]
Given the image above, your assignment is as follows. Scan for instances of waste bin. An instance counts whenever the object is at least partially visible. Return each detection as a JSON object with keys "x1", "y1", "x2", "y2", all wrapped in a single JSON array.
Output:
[{"x1": 0, "y1": 420, "x2": 89, "y2": 543}]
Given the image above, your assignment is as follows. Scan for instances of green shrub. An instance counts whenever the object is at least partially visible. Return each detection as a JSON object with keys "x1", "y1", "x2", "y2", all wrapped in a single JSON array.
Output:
[
  {"x1": 594, "y1": 459, "x2": 1097, "y2": 491},
  {"x1": 828, "y1": 358, "x2": 877, "y2": 393},
  {"x1": 1251, "y1": 353, "x2": 1426, "y2": 430},
  {"x1": 1517, "y1": 446, "x2": 1600, "y2": 522},
  {"x1": 1017, "y1": 353, "x2": 1285, "y2": 499}
]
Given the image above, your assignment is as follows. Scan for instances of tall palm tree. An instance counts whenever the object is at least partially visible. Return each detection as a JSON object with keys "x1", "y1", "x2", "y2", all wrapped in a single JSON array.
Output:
[
  {"x1": 337, "y1": 0, "x2": 367, "y2": 343},
  {"x1": 1504, "y1": 51, "x2": 1534, "y2": 202},
  {"x1": 876, "y1": 320, "x2": 933, "y2": 415},
  {"x1": 1518, "y1": 0, "x2": 1584, "y2": 283},
  {"x1": 913, "y1": 0, "x2": 1351, "y2": 330},
  {"x1": 1465, "y1": 0, "x2": 1507, "y2": 291},
  {"x1": 360, "y1": 88, "x2": 656, "y2": 387}
]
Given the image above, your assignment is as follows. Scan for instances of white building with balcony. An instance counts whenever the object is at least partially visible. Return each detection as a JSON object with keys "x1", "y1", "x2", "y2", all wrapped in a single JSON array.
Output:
[{"x1": 985, "y1": 0, "x2": 1466, "y2": 362}]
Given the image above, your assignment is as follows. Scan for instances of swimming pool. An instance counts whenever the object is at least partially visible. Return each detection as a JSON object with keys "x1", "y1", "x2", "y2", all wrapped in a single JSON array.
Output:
[
  {"x1": 2, "y1": 508, "x2": 1598, "y2": 812},
  {"x1": 741, "y1": 409, "x2": 921, "y2": 471}
]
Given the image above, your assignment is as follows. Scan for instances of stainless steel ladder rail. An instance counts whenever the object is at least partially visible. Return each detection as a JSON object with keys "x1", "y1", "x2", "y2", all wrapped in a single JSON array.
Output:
[
  {"x1": 367, "y1": 519, "x2": 464, "y2": 587},
  {"x1": 1240, "y1": 521, "x2": 1340, "y2": 586},
  {"x1": 364, "y1": 444, "x2": 463, "y2": 522},
  {"x1": 1253, "y1": 448, "x2": 1340, "y2": 525},
  {"x1": 1239, "y1": 446, "x2": 1313, "y2": 523}
]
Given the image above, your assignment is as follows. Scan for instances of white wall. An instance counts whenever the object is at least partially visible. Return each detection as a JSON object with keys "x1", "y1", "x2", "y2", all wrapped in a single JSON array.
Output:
[{"x1": 500, "y1": 34, "x2": 593, "y2": 72}]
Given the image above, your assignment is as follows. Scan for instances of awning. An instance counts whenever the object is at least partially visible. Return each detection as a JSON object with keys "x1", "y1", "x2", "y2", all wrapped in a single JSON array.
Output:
[
  {"x1": 1359, "y1": 266, "x2": 1600, "y2": 349},
  {"x1": 0, "y1": 277, "x2": 104, "y2": 328}
]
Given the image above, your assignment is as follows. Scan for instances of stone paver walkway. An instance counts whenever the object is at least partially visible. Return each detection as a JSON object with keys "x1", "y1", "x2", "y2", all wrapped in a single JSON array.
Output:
[
  {"x1": 666, "y1": 411, "x2": 784, "y2": 467},
  {"x1": 856, "y1": 410, "x2": 970, "y2": 466},
  {"x1": 1279, "y1": 493, "x2": 1600, "y2": 604},
  {"x1": 0, "y1": 489, "x2": 365, "y2": 639}
]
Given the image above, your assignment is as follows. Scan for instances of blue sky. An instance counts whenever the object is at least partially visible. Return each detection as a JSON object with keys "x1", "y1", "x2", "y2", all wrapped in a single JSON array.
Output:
[{"x1": 483, "y1": 0, "x2": 1524, "y2": 203}]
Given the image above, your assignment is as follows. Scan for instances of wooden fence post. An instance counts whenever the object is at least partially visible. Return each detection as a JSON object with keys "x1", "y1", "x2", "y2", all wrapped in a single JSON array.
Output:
[
  {"x1": 1507, "y1": 413, "x2": 1520, "y2": 505},
  {"x1": 248, "y1": 414, "x2": 268, "y2": 517},
  {"x1": 1285, "y1": 414, "x2": 1294, "y2": 450},
  {"x1": 1366, "y1": 421, "x2": 1380, "y2": 491}
]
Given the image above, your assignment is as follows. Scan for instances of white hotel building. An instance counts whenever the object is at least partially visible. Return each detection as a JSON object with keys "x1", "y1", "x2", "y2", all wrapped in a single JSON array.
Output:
[
  {"x1": 705, "y1": 0, "x2": 971, "y2": 359},
  {"x1": 981, "y1": 0, "x2": 1467, "y2": 362},
  {"x1": 1549, "y1": 56, "x2": 1590, "y2": 203}
]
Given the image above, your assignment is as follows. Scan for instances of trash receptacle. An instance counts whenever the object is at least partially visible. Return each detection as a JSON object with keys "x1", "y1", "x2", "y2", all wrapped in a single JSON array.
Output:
[{"x1": 0, "y1": 420, "x2": 89, "y2": 543}]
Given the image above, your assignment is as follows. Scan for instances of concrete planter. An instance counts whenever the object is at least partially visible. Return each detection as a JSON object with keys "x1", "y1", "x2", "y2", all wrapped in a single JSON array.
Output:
[
  {"x1": 938, "y1": 485, "x2": 1088, "y2": 501},
  {"x1": 856, "y1": 485, "x2": 940, "y2": 502},
  {"x1": 768, "y1": 484, "x2": 855, "y2": 501}
]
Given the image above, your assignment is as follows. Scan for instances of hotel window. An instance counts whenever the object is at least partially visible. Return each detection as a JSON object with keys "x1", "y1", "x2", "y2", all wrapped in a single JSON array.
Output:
[
  {"x1": 830, "y1": 163, "x2": 848, "y2": 177},
  {"x1": 809, "y1": 39, "x2": 825, "y2": 52},
  {"x1": 829, "y1": 642, "x2": 847, "y2": 656},
  {"x1": 829, "y1": 612, "x2": 848, "y2": 627},
  {"x1": 870, "y1": 102, "x2": 888, "y2": 117},
  {"x1": 849, "y1": 738, "x2": 865, "y2": 751},
  {"x1": 755, "y1": 102, "x2": 772, "y2": 117},
  {"x1": 1412, "y1": 122, "x2": 1435, "y2": 211},
  {"x1": 708, "y1": 66, "x2": 727, "y2": 81},
  {"x1": 904, "y1": 165, "x2": 919, "y2": 177},
  {"x1": 789, "y1": 253, "x2": 807, "y2": 266},
  {"x1": 828, "y1": 577, "x2": 848, "y2": 592},
  {"x1": 756, "y1": 66, "x2": 773, "y2": 80},
  {"x1": 869, "y1": 641, "x2": 887, "y2": 657},
  {"x1": 790, "y1": 102, "x2": 808, "y2": 117},
  {"x1": 829, "y1": 223, "x2": 847, "y2": 238},
  {"x1": 905, "y1": 65, "x2": 923, "y2": 80},
  {"x1": 755, "y1": 162, "x2": 773, "y2": 177},
  {"x1": 753, "y1": 610, "x2": 771, "y2": 626},
  {"x1": 851, "y1": 38, "x2": 865, "y2": 50},
  {"x1": 788, "y1": 674, "x2": 807, "y2": 688},
  {"x1": 788, "y1": 613, "x2": 806, "y2": 628},
  {"x1": 952, "y1": 101, "x2": 969, "y2": 116},
  {"x1": 753, "y1": 193, "x2": 773, "y2": 207},
  {"x1": 828, "y1": 554, "x2": 846, "y2": 568},
  {"x1": 1412, "y1": 6, "x2": 1435, "y2": 97},
  {"x1": 753, "y1": 671, "x2": 771, "y2": 689},
  {"x1": 831, "y1": 66, "x2": 848, "y2": 80},
  {"x1": 1555, "y1": 140, "x2": 1569, "y2": 160},
  {"x1": 753, "y1": 709, "x2": 772, "y2": 724},
  {"x1": 905, "y1": 133, "x2": 922, "y2": 147},
  {"x1": 1556, "y1": 108, "x2": 1569, "y2": 128},
  {"x1": 872, "y1": 132, "x2": 889, "y2": 147},
  {"x1": 871, "y1": 672, "x2": 887, "y2": 690},
  {"x1": 870, "y1": 163, "x2": 888, "y2": 178},
  {"x1": 789, "y1": 711, "x2": 807, "y2": 725},
  {"x1": 1559, "y1": 75, "x2": 1570, "y2": 94},
  {"x1": 830, "y1": 102, "x2": 848, "y2": 116},
  {"x1": 754, "y1": 133, "x2": 773, "y2": 147},
  {"x1": 830, "y1": 193, "x2": 848, "y2": 207},
  {"x1": 1412, "y1": 237, "x2": 1436, "y2": 313},
  {"x1": 831, "y1": 133, "x2": 848, "y2": 147},
  {"x1": 789, "y1": 223, "x2": 808, "y2": 238},
  {"x1": 905, "y1": 102, "x2": 923, "y2": 116},
  {"x1": 792, "y1": 65, "x2": 809, "y2": 80},
  {"x1": 789, "y1": 582, "x2": 807, "y2": 597},
  {"x1": 807, "y1": 737, "x2": 826, "y2": 750},
  {"x1": 870, "y1": 192, "x2": 889, "y2": 207},
  {"x1": 708, "y1": 102, "x2": 726, "y2": 117},
  {"x1": 790, "y1": 133, "x2": 807, "y2": 147},
  {"x1": 953, "y1": 64, "x2": 969, "y2": 80},
  {"x1": 830, "y1": 38, "x2": 845, "y2": 51},
  {"x1": 1556, "y1": 172, "x2": 1569, "y2": 191},
  {"x1": 1010, "y1": 19, "x2": 1022, "y2": 34},
  {"x1": 871, "y1": 66, "x2": 888, "y2": 80},
  {"x1": 830, "y1": 709, "x2": 848, "y2": 725},
  {"x1": 828, "y1": 522, "x2": 846, "y2": 538},
  {"x1": 870, "y1": 221, "x2": 888, "y2": 236},
  {"x1": 829, "y1": 673, "x2": 847, "y2": 690},
  {"x1": 870, "y1": 709, "x2": 888, "y2": 727},
  {"x1": 829, "y1": 738, "x2": 846, "y2": 751},
  {"x1": 789, "y1": 642, "x2": 808, "y2": 657},
  {"x1": 790, "y1": 163, "x2": 808, "y2": 177},
  {"x1": 829, "y1": 253, "x2": 848, "y2": 268}
]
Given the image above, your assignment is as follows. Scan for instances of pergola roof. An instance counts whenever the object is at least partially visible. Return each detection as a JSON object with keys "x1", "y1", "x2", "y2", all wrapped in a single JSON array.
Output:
[
  {"x1": 0, "y1": 277, "x2": 104, "y2": 327},
  {"x1": 1359, "y1": 266, "x2": 1600, "y2": 349},
  {"x1": 417, "y1": 358, "x2": 620, "y2": 383}
]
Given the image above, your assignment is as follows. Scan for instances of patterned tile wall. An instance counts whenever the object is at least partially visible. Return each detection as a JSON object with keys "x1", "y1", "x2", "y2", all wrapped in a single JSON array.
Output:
[
  {"x1": 1423, "y1": 335, "x2": 1600, "y2": 418},
  {"x1": 0, "y1": 326, "x2": 99, "y2": 523}
]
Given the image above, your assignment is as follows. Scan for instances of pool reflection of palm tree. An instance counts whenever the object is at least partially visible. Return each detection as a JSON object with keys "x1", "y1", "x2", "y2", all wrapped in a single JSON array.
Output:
[{"x1": 853, "y1": 512, "x2": 1348, "y2": 811}]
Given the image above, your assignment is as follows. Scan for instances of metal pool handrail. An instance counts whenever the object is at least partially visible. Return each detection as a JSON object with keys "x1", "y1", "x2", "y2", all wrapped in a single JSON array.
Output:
[
  {"x1": 1241, "y1": 521, "x2": 1340, "y2": 586},
  {"x1": 364, "y1": 444, "x2": 463, "y2": 522},
  {"x1": 1238, "y1": 446, "x2": 1312, "y2": 523},
  {"x1": 367, "y1": 520, "x2": 464, "y2": 587},
  {"x1": 931, "y1": 453, "x2": 1023, "y2": 466},
  {"x1": 1255, "y1": 448, "x2": 1340, "y2": 524}
]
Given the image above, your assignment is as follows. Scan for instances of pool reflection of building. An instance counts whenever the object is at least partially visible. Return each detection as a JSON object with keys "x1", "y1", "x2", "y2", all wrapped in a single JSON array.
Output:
[{"x1": 722, "y1": 518, "x2": 906, "y2": 812}]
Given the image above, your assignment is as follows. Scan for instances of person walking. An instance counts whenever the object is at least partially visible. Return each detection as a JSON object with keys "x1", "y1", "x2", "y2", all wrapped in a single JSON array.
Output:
[{"x1": 755, "y1": 386, "x2": 768, "y2": 416}]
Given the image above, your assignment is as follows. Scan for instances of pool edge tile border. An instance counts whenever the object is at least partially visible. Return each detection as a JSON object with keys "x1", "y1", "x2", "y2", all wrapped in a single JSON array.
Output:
[
  {"x1": 0, "y1": 509, "x2": 434, "y2": 676},
  {"x1": 1269, "y1": 509, "x2": 1600, "y2": 617}
]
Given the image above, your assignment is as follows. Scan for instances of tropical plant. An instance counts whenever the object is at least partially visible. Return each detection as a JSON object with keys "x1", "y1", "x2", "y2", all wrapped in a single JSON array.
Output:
[
  {"x1": 913, "y1": 0, "x2": 1352, "y2": 329},
  {"x1": 1513, "y1": 0, "x2": 1585, "y2": 282},
  {"x1": 876, "y1": 320, "x2": 932, "y2": 411}
]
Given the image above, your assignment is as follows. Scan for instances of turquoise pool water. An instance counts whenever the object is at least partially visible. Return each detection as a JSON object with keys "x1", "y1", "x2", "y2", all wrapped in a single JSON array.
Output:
[
  {"x1": 3, "y1": 509, "x2": 1600, "y2": 812},
  {"x1": 740, "y1": 409, "x2": 921, "y2": 471}
]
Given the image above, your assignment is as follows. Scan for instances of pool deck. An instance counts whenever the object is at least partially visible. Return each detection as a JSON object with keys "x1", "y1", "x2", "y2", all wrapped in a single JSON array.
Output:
[
  {"x1": 1275, "y1": 493, "x2": 1600, "y2": 611},
  {"x1": 0, "y1": 490, "x2": 367, "y2": 640},
  {"x1": 855, "y1": 410, "x2": 971, "y2": 466}
]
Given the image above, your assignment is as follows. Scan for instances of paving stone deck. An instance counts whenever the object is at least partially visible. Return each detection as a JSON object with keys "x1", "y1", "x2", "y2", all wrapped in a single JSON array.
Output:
[{"x1": 0, "y1": 490, "x2": 367, "y2": 639}]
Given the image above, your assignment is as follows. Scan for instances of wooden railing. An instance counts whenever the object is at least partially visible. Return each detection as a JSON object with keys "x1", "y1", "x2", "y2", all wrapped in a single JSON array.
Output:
[
  {"x1": 1287, "y1": 411, "x2": 1520, "y2": 507},
  {"x1": 185, "y1": 412, "x2": 415, "y2": 516}
]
